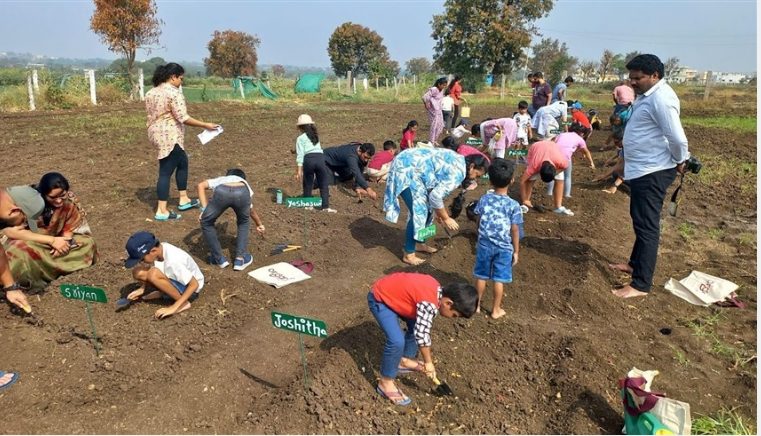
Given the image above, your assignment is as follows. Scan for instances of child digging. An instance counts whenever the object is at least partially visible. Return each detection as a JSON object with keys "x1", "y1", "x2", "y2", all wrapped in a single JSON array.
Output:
[
  {"x1": 124, "y1": 231, "x2": 204, "y2": 319},
  {"x1": 368, "y1": 272, "x2": 477, "y2": 405},
  {"x1": 473, "y1": 159, "x2": 522, "y2": 319},
  {"x1": 197, "y1": 168, "x2": 265, "y2": 270}
]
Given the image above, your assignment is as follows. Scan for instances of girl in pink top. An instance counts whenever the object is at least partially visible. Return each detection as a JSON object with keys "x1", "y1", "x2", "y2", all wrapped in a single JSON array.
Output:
[
  {"x1": 400, "y1": 120, "x2": 418, "y2": 150},
  {"x1": 471, "y1": 118, "x2": 518, "y2": 159},
  {"x1": 546, "y1": 124, "x2": 595, "y2": 198}
]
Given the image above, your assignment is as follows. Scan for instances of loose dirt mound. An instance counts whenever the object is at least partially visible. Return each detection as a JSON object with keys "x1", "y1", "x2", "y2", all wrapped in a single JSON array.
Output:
[{"x1": 0, "y1": 102, "x2": 755, "y2": 434}]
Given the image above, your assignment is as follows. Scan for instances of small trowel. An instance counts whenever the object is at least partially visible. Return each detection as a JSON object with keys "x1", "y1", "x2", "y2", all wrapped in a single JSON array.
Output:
[
  {"x1": 430, "y1": 374, "x2": 455, "y2": 396},
  {"x1": 668, "y1": 173, "x2": 685, "y2": 217}
]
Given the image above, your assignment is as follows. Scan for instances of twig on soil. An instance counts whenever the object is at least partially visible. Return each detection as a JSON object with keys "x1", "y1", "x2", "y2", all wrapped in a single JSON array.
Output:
[
  {"x1": 566, "y1": 303, "x2": 577, "y2": 315},
  {"x1": 220, "y1": 289, "x2": 238, "y2": 305}
]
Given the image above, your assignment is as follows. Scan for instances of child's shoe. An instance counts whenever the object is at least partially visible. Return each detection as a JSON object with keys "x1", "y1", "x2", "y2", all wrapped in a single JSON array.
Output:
[
  {"x1": 553, "y1": 206, "x2": 575, "y2": 216},
  {"x1": 210, "y1": 255, "x2": 230, "y2": 269},
  {"x1": 233, "y1": 253, "x2": 253, "y2": 271}
]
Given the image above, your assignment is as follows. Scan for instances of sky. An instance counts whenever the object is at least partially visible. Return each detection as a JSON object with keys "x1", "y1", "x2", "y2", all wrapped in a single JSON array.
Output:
[{"x1": 0, "y1": 0, "x2": 757, "y2": 74}]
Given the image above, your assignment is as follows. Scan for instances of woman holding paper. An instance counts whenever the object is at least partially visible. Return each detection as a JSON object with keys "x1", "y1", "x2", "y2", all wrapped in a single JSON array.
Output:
[
  {"x1": 383, "y1": 148, "x2": 488, "y2": 265},
  {"x1": 145, "y1": 62, "x2": 220, "y2": 220}
]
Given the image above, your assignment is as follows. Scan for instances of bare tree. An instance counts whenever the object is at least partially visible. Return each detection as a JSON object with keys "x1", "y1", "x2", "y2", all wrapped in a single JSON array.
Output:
[
  {"x1": 598, "y1": 50, "x2": 619, "y2": 83},
  {"x1": 664, "y1": 56, "x2": 680, "y2": 78},
  {"x1": 578, "y1": 60, "x2": 598, "y2": 82}
]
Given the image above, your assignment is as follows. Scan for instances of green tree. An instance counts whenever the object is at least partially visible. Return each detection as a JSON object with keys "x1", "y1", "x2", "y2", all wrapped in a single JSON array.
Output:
[
  {"x1": 271, "y1": 64, "x2": 285, "y2": 77},
  {"x1": 547, "y1": 53, "x2": 578, "y2": 85},
  {"x1": 598, "y1": 50, "x2": 619, "y2": 82},
  {"x1": 529, "y1": 38, "x2": 576, "y2": 82},
  {"x1": 431, "y1": 0, "x2": 554, "y2": 83},
  {"x1": 405, "y1": 57, "x2": 432, "y2": 77},
  {"x1": 613, "y1": 51, "x2": 640, "y2": 79},
  {"x1": 204, "y1": 30, "x2": 260, "y2": 78},
  {"x1": 327, "y1": 22, "x2": 393, "y2": 77},
  {"x1": 369, "y1": 59, "x2": 400, "y2": 80}
]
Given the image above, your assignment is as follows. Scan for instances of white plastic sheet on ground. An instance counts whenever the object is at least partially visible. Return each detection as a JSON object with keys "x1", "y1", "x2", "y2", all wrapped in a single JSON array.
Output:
[
  {"x1": 664, "y1": 271, "x2": 738, "y2": 306},
  {"x1": 248, "y1": 262, "x2": 311, "y2": 289}
]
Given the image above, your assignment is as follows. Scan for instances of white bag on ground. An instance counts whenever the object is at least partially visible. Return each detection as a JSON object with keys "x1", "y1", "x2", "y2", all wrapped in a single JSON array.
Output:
[
  {"x1": 625, "y1": 367, "x2": 692, "y2": 435},
  {"x1": 248, "y1": 262, "x2": 311, "y2": 289},
  {"x1": 664, "y1": 270, "x2": 738, "y2": 306}
]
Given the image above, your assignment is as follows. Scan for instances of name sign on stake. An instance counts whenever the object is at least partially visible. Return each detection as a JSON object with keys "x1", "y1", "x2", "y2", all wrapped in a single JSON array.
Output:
[
  {"x1": 285, "y1": 197, "x2": 323, "y2": 208},
  {"x1": 60, "y1": 284, "x2": 108, "y2": 303},
  {"x1": 271, "y1": 311, "x2": 328, "y2": 338},
  {"x1": 416, "y1": 224, "x2": 436, "y2": 241},
  {"x1": 507, "y1": 149, "x2": 528, "y2": 157}
]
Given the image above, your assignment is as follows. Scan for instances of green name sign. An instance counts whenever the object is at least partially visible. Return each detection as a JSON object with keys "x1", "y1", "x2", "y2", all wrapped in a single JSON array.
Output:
[
  {"x1": 60, "y1": 284, "x2": 108, "y2": 303},
  {"x1": 559, "y1": 121, "x2": 572, "y2": 126},
  {"x1": 271, "y1": 311, "x2": 328, "y2": 338},
  {"x1": 285, "y1": 197, "x2": 323, "y2": 208},
  {"x1": 507, "y1": 149, "x2": 528, "y2": 157},
  {"x1": 416, "y1": 224, "x2": 436, "y2": 241},
  {"x1": 549, "y1": 129, "x2": 564, "y2": 134}
]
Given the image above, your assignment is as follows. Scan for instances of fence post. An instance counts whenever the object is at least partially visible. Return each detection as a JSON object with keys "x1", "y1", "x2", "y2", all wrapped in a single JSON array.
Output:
[
  {"x1": 267, "y1": 79, "x2": 271, "y2": 89},
  {"x1": 27, "y1": 74, "x2": 35, "y2": 111},
  {"x1": 703, "y1": 71, "x2": 712, "y2": 100},
  {"x1": 138, "y1": 68, "x2": 145, "y2": 101},
  {"x1": 394, "y1": 77, "x2": 398, "y2": 98},
  {"x1": 413, "y1": 75, "x2": 417, "y2": 86},
  {"x1": 346, "y1": 71, "x2": 352, "y2": 94},
  {"x1": 385, "y1": 78, "x2": 388, "y2": 89},
  {"x1": 32, "y1": 70, "x2": 39, "y2": 92},
  {"x1": 375, "y1": 77, "x2": 379, "y2": 91},
  {"x1": 500, "y1": 74, "x2": 506, "y2": 100},
  {"x1": 87, "y1": 69, "x2": 97, "y2": 105},
  {"x1": 239, "y1": 78, "x2": 245, "y2": 98},
  {"x1": 337, "y1": 77, "x2": 341, "y2": 93},
  {"x1": 352, "y1": 78, "x2": 356, "y2": 94}
]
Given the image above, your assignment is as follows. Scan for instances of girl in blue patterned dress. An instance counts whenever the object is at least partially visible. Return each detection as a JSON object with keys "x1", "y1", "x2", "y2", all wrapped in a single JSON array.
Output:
[{"x1": 383, "y1": 147, "x2": 489, "y2": 265}]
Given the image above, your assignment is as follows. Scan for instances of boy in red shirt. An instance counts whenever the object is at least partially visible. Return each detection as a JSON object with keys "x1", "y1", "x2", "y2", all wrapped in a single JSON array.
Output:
[
  {"x1": 367, "y1": 272, "x2": 477, "y2": 405},
  {"x1": 365, "y1": 140, "x2": 397, "y2": 183},
  {"x1": 570, "y1": 102, "x2": 592, "y2": 140},
  {"x1": 520, "y1": 139, "x2": 574, "y2": 215}
]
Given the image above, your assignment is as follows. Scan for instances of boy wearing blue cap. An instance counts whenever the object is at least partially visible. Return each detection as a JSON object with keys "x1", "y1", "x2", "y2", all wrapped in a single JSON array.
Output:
[{"x1": 124, "y1": 231, "x2": 204, "y2": 319}]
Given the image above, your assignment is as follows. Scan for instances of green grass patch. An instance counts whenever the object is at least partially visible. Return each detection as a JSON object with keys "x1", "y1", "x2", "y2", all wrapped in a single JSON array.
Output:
[
  {"x1": 682, "y1": 116, "x2": 757, "y2": 133},
  {"x1": 693, "y1": 408, "x2": 756, "y2": 435},
  {"x1": 678, "y1": 222, "x2": 695, "y2": 241}
]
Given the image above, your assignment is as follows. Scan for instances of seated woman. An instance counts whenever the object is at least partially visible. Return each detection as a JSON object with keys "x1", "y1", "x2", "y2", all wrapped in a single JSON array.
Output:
[{"x1": 2, "y1": 173, "x2": 98, "y2": 289}]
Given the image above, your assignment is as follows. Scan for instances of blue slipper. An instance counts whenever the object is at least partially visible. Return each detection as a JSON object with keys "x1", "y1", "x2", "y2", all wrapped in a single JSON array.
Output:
[
  {"x1": 155, "y1": 211, "x2": 181, "y2": 221},
  {"x1": 0, "y1": 371, "x2": 19, "y2": 390},
  {"x1": 376, "y1": 386, "x2": 411, "y2": 405},
  {"x1": 177, "y1": 199, "x2": 200, "y2": 211}
]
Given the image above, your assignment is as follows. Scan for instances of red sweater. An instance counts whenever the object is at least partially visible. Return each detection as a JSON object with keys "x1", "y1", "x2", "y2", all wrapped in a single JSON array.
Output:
[{"x1": 372, "y1": 273, "x2": 440, "y2": 320}]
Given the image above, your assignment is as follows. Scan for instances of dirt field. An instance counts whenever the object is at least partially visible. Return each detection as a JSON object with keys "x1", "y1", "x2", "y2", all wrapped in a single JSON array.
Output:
[{"x1": 0, "y1": 99, "x2": 756, "y2": 434}]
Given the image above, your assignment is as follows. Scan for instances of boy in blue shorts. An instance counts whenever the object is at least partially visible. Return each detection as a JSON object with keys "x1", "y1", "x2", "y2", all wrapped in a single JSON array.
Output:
[
  {"x1": 473, "y1": 158, "x2": 522, "y2": 319},
  {"x1": 124, "y1": 231, "x2": 204, "y2": 319}
]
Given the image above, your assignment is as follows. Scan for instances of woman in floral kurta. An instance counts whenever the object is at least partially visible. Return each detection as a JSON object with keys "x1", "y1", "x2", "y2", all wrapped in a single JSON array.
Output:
[
  {"x1": 384, "y1": 148, "x2": 489, "y2": 265},
  {"x1": 145, "y1": 62, "x2": 219, "y2": 220},
  {"x1": 422, "y1": 78, "x2": 448, "y2": 145}
]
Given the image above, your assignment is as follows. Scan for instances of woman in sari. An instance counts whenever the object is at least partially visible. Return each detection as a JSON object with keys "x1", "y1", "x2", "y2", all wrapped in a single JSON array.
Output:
[
  {"x1": 422, "y1": 77, "x2": 448, "y2": 146},
  {"x1": 2, "y1": 173, "x2": 98, "y2": 289}
]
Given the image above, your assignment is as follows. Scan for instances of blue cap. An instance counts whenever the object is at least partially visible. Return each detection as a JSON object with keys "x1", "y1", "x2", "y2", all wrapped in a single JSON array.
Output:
[
  {"x1": 571, "y1": 102, "x2": 583, "y2": 109},
  {"x1": 124, "y1": 231, "x2": 158, "y2": 267},
  {"x1": 460, "y1": 118, "x2": 469, "y2": 125}
]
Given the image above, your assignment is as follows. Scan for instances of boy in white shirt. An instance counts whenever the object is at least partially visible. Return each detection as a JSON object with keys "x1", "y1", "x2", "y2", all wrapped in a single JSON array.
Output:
[
  {"x1": 441, "y1": 90, "x2": 455, "y2": 135},
  {"x1": 513, "y1": 101, "x2": 533, "y2": 165},
  {"x1": 197, "y1": 169, "x2": 265, "y2": 271},
  {"x1": 451, "y1": 119, "x2": 470, "y2": 140},
  {"x1": 124, "y1": 231, "x2": 205, "y2": 319}
]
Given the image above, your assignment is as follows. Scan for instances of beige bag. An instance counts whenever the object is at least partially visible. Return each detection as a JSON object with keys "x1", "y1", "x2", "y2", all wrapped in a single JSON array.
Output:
[
  {"x1": 625, "y1": 367, "x2": 692, "y2": 435},
  {"x1": 459, "y1": 98, "x2": 470, "y2": 118},
  {"x1": 664, "y1": 271, "x2": 742, "y2": 307}
]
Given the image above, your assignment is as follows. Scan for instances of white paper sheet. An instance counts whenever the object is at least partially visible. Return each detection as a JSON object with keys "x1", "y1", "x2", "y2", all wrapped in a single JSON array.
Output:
[{"x1": 197, "y1": 126, "x2": 224, "y2": 145}]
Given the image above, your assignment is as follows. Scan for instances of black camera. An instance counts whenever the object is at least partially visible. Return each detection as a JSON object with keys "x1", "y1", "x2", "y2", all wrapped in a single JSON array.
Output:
[{"x1": 684, "y1": 156, "x2": 702, "y2": 174}]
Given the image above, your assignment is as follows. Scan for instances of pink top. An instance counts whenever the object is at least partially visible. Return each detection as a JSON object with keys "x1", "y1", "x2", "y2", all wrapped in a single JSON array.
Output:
[
  {"x1": 614, "y1": 85, "x2": 635, "y2": 105},
  {"x1": 554, "y1": 132, "x2": 587, "y2": 160},
  {"x1": 450, "y1": 82, "x2": 462, "y2": 105},
  {"x1": 145, "y1": 83, "x2": 190, "y2": 160},
  {"x1": 400, "y1": 130, "x2": 416, "y2": 149},
  {"x1": 368, "y1": 150, "x2": 394, "y2": 170},
  {"x1": 480, "y1": 118, "x2": 518, "y2": 151},
  {"x1": 526, "y1": 140, "x2": 568, "y2": 177},
  {"x1": 456, "y1": 145, "x2": 491, "y2": 163}
]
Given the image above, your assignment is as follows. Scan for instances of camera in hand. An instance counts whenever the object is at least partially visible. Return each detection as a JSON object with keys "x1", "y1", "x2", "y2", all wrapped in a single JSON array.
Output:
[{"x1": 684, "y1": 156, "x2": 702, "y2": 174}]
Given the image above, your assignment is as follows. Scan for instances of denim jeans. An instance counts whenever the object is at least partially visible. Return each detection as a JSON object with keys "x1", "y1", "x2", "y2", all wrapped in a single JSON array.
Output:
[
  {"x1": 200, "y1": 185, "x2": 251, "y2": 260},
  {"x1": 367, "y1": 292, "x2": 418, "y2": 379},
  {"x1": 546, "y1": 157, "x2": 573, "y2": 197}
]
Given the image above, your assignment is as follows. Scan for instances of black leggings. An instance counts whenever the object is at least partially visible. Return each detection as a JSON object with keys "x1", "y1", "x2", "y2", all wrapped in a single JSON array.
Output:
[
  {"x1": 157, "y1": 144, "x2": 188, "y2": 201},
  {"x1": 302, "y1": 153, "x2": 330, "y2": 209},
  {"x1": 451, "y1": 104, "x2": 460, "y2": 128}
]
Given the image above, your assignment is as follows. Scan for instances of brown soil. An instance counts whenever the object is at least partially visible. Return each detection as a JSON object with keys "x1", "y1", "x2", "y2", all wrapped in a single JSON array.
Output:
[{"x1": 0, "y1": 101, "x2": 756, "y2": 434}]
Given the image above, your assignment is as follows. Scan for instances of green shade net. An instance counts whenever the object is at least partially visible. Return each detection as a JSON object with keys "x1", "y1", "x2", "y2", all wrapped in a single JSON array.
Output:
[{"x1": 295, "y1": 74, "x2": 325, "y2": 93}]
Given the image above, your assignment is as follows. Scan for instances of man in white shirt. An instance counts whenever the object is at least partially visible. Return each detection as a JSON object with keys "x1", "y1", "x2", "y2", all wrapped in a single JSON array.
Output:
[{"x1": 610, "y1": 54, "x2": 690, "y2": 299}]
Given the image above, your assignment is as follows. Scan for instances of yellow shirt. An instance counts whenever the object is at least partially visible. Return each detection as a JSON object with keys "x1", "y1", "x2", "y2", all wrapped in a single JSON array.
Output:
[{"x1": 145, "y1": 83, "x2": 190, "y2": 159}]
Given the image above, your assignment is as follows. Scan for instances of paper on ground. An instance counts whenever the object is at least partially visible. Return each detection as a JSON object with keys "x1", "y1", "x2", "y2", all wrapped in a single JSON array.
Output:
[
  {"x1": 248, "y1": 262, "x2": 311, "y2": 289},
  {"x1": 197, "y1": 126, "x2": 224, "y2": 145},
  {"x1": 664, "y1": 270, "x2": 738, "y2": 306}
]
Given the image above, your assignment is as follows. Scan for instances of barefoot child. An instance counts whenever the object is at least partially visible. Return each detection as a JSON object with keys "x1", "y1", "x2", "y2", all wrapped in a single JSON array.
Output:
[
  {"x1": 367, "y1": 272, "x2": 478, "y2": 405},
  {"x1": 472, "y1": 159, "x2": 522, "y2": 319},
  {"x1": 513, "y1": 101, "x2": 533, "y2": 164},
  {"x1": 400, "y1": 120, "x2": 418, "y2": 150},
  {"x1": 124, "y1": 231, "x2": 204, "y2": 319},
  {"x1": 197, "y1": 168, "x2": 265, "y2": 270}
]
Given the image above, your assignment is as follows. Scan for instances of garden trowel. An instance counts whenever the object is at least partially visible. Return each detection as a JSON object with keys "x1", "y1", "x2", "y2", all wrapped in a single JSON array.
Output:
[
  {"x1": 668, "y1": 173, "x2": 685, "y2": 217},
  {"x1": 430, "y1": 374, "x2": 454, "y2": 396}
]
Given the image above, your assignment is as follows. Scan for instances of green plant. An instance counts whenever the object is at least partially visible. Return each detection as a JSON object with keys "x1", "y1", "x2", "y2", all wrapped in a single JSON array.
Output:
[
  {"x1": 670, "y1": 345, "x2": 689, "y2": 366},
  {"x1": 677, "y1": 222, "x2": 695, "y2": 241},
  {"x1": 692, "y1": 408, "x2": 755, "y2": 435},
  {"x1": 707, "y1": 228, "x2": 724, "y2": 239}
]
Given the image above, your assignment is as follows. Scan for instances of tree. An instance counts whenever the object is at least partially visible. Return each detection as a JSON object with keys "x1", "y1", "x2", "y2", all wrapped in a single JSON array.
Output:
[
  {"x1": 90, "y1": 0, "x2": 163, "y2": 99},
  {"x1": 204, "y1": 30, "x2": 260, "y2": 78},
  {"x1": 431, "y1": 0, "x2": 554, "y2": 83},
  {"x1": 528, "y1": 38, "x2": 574, "y2": 76},
  {"x1": 405, "y1": 57, "x2": 432, "y2": 77},
  {"x1": 327, "y1": 22, "x2": 392, "y2": 77},
  {"x1": 578, "y1": 60, "x2": 598, "y2": 82},
  {"x1": 271, "y1": 64, "x2": 285, "y2": 77},
  {"x1": 598, "y1": 50, "x2": 619, "y2": 82},
  {"x1": 547, "y1": 53, "x2": 578, "y2": 85},
  {"x1": 369, "y1": 59, "x2": 400, "y2": 80},
  {"x1": 664, "y1": 56, "x2": 680, "y2": 78},
  {"x1": 613, "y1": 51, "x2": 640, "y2": 79}
]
